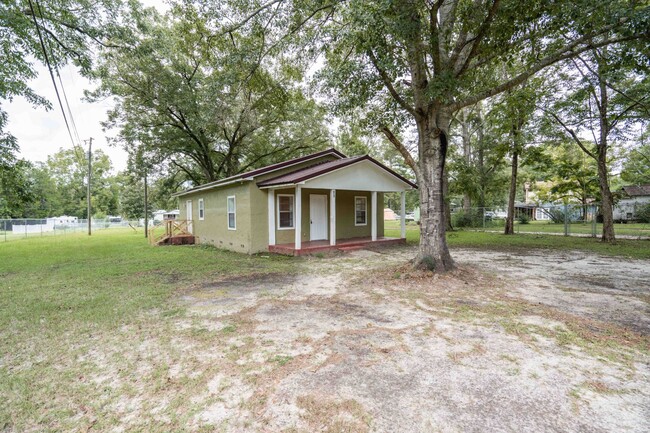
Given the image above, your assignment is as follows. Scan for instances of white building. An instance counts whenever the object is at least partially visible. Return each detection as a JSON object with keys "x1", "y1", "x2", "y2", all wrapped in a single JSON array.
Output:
[{"x1": 614, "y1": 185, "x2": 650, "y2": 222}]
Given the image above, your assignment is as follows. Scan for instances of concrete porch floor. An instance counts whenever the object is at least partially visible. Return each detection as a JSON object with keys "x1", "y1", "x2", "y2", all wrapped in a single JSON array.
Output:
[{"x1": 268, "y1": 237, "x2": 406, "y2": 256}]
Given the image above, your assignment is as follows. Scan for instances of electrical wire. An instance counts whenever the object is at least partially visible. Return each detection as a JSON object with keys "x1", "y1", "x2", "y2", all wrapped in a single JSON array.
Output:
[{"x1": 28, "y1": 0, "x2": 88, "y2": 167}]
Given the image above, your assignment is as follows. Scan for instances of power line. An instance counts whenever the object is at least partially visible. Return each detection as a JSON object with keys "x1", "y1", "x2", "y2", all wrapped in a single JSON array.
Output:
[
  {"x1": 31, "y1": 0, "x2": 87, "y2": 167},
  {"x1": 27, "y1": 0, "x2": 76, "y2": 148}
]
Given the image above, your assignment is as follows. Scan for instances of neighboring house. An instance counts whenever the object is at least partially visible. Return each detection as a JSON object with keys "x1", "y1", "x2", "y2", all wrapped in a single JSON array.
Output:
[
  {"x1": 163, "y1": 210, "x2": 179, "y2": 220},
  {"x1": 514, "y1": 203, "x2": 554, "y2": 221},
  {"x1": 152, "y1": 210, "x2": 166, "y2": 223},
  {"x1": 384, "y1": 208, "x2": 397, "y2": 220},
  {"x1": 152, "y1": 209, "x2": 180, "y2": 223},
  {"x1": 173, "y1": 149, "x2": 417, "y2": 255},
  {"x1": 614, "y1": 185, "x2": 650, "y2": 222}
]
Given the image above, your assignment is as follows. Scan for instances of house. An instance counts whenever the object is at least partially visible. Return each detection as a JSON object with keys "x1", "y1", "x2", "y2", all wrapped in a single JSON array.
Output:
[
  {"x1": 163, "y1": 210, "x2": 179, "y2": 220},
  {"x1": 384, "y1": 208, "x2": 397, "y2": 220},
  {"x1": 614, "y1": 184, "x2": 650, "y2": 222},
  {"x1": 173, "y1": 148, "x2": 416, "y2": 255}
]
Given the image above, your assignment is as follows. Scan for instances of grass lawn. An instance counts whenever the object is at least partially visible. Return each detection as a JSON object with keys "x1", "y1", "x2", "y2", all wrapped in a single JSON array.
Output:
[
  {"x1": 0, "y1": 230, "x2": 297, "y2": 431},
  {"x1": 1, "y1": 226, "x2": 648, "y2": 431},
  {"x1": 385, "y1": 220, "x2": 650, "y2": 259}
]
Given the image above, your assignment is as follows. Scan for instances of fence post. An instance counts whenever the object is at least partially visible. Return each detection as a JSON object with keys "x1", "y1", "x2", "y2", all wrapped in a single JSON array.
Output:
[
  {"x1": 3, "y1": 220, "x2": 5, "y2": 242},
  {"x1": 482, "y1": 208, "x2": 486, "y2": 229},
  {"x1": 564, "y1": 204, "x2": 569, "y2": 236},
  {"x1": 591, "y1": 205, "x2": 597, "y2": 238}
]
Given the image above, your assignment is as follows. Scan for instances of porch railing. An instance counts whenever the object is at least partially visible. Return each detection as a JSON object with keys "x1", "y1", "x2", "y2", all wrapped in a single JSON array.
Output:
[{"x1": 148, "y1": 219, "x2": 193, "y2": 245}]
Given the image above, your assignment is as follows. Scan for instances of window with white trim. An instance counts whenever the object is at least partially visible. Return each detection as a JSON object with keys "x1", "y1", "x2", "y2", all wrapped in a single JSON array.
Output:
[
  {"x1": 227, "y1": 196, "x2": 236, "y2": 230},
  {"x1": 355, "y1": 196, "x2": 367, "y2": 226},
  {"x1": 277, "y1": 194, "x2": 294, "y2": 229},
  {"x1": 198, "y1": 198, "x2": 205, "y2": 220}
]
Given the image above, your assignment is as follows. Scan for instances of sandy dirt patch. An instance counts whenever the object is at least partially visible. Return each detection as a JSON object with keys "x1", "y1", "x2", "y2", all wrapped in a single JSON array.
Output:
[{"x1": 48, "y1": 246, "x2": 649, "y2": 432}]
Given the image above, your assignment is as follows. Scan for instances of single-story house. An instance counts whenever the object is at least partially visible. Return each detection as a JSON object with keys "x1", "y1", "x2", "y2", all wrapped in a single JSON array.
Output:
[
  {"x1": 173, "y1": 148, "x2": 417, "y2": 255},
  {"x1": 614, "y1": 184, "x2": 650, "y2": 222}
]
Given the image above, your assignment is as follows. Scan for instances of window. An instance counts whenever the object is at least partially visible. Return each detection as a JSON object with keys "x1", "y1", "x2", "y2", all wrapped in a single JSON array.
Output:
[
  {"x1": 277, "y1": 194, "x2": 294, "y2": 229},
  {"x1": 227, "y1": 196, "x2": 236, "y2": 230},
  {"x1": 198, "y1": 198, "x2": 205, "y2": 220},
  {"x1": 355, "y1": 196, "x2": 367, "y2": 226}
]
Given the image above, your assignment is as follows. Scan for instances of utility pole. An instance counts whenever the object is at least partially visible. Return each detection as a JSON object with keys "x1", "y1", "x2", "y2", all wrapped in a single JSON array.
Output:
[
  {"x1": 144, "y1": 169, "x2": 149, "y2": 238},
  {"x1": 85, "y1": 137, "x2": 93, "y2": 236}
]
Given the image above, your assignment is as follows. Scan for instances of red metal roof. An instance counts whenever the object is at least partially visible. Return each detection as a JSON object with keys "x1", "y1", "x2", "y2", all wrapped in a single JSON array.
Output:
[
  {"x1": 174, "y1": 148, "x2": 346, "y2": 196},
  {"x1": 257, "y1": 155, "x2": 418, "y2": 188}
]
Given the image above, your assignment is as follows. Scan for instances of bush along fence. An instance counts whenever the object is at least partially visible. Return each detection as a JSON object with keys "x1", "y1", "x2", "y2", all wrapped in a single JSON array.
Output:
[
  {"x1": 0, "y1": 218, "x2": 144, "y2": 242},
  {"x1": 450, "y1": 202, "x2": 650, "y2": 239}
]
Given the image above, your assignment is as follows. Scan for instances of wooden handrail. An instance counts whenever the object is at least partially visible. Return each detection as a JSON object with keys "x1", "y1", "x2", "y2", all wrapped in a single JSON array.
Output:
[{"x1": 148, "y1": 219, "x2": 193, "y2": 245}]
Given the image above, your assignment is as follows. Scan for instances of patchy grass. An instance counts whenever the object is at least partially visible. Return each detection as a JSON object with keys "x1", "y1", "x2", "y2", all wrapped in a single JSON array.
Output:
[
  {"x1": 367, "y1": 263, "x2": 650, "y2": 366},
  {"x1": 384, "y1": 220, "x2": 650, "y2": 259},
  {"x1": 0, "y1": 230, "x2": 297, "y2": 431}
]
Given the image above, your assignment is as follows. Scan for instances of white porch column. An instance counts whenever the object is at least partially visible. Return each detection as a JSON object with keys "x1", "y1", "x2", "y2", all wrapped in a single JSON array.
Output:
[
  {"x1": 400, "y1": 191, "x2": 406, "y2": 239},
  {"x1": 268, "y1": 189, "x2": 276, "y2": 246},
  {"x1": 294, "y1": 185, "x2": 302, "y2": 250},
  {"x1": 330, "y1": 189, "x2": 336, "y2": 246},
  {"x1": 371, "y1": 191, "x2": 377, "y2": 241}
]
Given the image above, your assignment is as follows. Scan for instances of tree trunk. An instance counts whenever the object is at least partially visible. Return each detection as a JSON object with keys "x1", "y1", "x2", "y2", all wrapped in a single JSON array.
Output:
[
  {"x1": 596, "y1": 58, "x2": 615, "y2": 243},
  {"x1": 443, "y1": 168, "x2": 453, "y2": 231},
  {"x1": 477, "y1": 105, "x2": 486, "y2": 209},
  {"x1": 597, "y1": 147, "x2": 615, "y2": 242},
  {"x1": 414, "y1": 112, "x2": 454, "y2": 272},
  {"x1": 461, "y1": 108, "x2": 471, "y2": 213},
  {"x1": 505, "y1": 148, "x2": 519, "y2": 235}
]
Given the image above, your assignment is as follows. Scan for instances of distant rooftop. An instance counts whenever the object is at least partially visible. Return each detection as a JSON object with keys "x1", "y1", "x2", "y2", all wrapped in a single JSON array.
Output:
[{"x1": 621, "y1": 184, "x2": 650, "y2": 197}]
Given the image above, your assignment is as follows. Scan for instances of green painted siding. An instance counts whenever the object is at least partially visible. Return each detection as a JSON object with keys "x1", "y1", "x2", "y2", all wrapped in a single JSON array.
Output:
[
  {"x1": 178, "y1": 182, "x2": 251, "y2": 253},
  {"x1": 178, "y1": 154, "x2": 389, "y2": 253}
]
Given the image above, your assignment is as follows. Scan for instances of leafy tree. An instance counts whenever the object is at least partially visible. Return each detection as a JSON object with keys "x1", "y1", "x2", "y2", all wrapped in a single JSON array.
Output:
[
  {"x1": 92, "y1": 4, "x2": 330, "y2": 186},
  {"x1": 543, "y1": 44, "x2": 649, "y2": 242},
  {"x1": 620, "y1": 128, "x2": 650, "y2": 185},
  {"x1": 0, "y1": 0, "x2": 130, "y2": 168},
  {"x1": 299, "y1": 0, "x2": 649, "y2": 271},
  {"x1": 46, "y1": 148, "x2": 118, "y2": 217},
  {"x1": 535, "y1": 142, "x2": 601, "y2": 210},
  {"x1": 448, "y1": 102, "x2": 509, "y2": 212}
]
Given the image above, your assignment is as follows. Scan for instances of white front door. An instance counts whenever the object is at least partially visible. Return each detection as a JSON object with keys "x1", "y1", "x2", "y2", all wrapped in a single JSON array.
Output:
[
  {"x1": 186, "y1": 200, "x2": 193, "y2": 234},
  {"x1": 309, "y1": 194, "x2": 328, "y2": 241}
]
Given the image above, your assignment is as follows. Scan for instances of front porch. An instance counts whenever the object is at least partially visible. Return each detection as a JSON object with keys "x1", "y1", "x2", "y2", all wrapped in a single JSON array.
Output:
[{"x1": 269, "y1": 236, "x2": 406, "y2": 256}]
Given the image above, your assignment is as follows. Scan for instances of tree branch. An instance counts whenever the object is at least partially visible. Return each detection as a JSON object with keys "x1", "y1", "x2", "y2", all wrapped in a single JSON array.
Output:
[
  {"x1": 379, "y1": 124, "x2": 421, "y2": 181},
  {"x1": 367, "y1": 50, "x2": 417, "y2": 117},
  {"x1": 449, "y1": 31, "x2": 642, "y2": 112},
  {"x1": 542, "y1": 106, "x2": 598, "y2": 161}
]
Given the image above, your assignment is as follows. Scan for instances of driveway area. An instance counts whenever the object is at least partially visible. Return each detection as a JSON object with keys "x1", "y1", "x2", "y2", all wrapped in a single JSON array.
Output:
[{"x1": 94, "y1": 246, "x2": 650, "y2": 432}]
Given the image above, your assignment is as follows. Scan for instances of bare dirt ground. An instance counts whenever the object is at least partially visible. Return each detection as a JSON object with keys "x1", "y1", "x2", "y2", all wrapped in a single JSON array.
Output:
[{"x1": 92, "y1": 246, "x2": 649, "y2": 432}]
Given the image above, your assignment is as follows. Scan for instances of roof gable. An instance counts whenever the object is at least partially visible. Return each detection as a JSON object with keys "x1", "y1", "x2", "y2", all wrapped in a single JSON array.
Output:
[{"x1": 257, "y1": 155, "x2": 417, "y2": 191}]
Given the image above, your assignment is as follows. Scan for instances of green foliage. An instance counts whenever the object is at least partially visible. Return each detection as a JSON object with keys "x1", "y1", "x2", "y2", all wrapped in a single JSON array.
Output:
[
  {"x1": 92, "y1": 4, "x2": 330, "y2": 186},
  {"x1": 621, "y1": 134, "x2": 650, "y2": 185},
  {"x1": 0, "y1": 0, "x2": 131, "y2": 172},
  {"x1": 533, "y1": 142, "x2": 601, "y2": 205},
  {"x1": 517, "y1": 213, "x2": 530, "y2": 224},
  {"x1": 636, "y1": 203, "x2": 650, "y2": 223}
]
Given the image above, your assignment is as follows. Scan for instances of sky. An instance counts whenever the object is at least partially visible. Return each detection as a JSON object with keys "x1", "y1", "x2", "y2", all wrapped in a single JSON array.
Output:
[
  {"x1": 7, "y1": 64, "x2": 126, "y2": 172},
  {"x1": 6, "y1": 0, "x2": 169, "y2": 174}
]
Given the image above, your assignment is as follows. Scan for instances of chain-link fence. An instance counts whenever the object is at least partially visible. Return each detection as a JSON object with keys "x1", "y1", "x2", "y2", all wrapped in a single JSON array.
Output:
[
  {"x1": 450, "y1": 202, "x2": 650, "y2": 239},
  {"x1": 0, "y1": 218, "x2": 146, "y2": 243}
]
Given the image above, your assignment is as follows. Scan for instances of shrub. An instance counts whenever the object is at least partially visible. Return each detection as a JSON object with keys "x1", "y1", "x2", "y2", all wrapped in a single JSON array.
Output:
[
  {"x1": 637, "y1": 203, "x2": 650, "y2": 223},
  {"x1": 517, "y1": 213, "x2": 530, "y2": 224}
]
